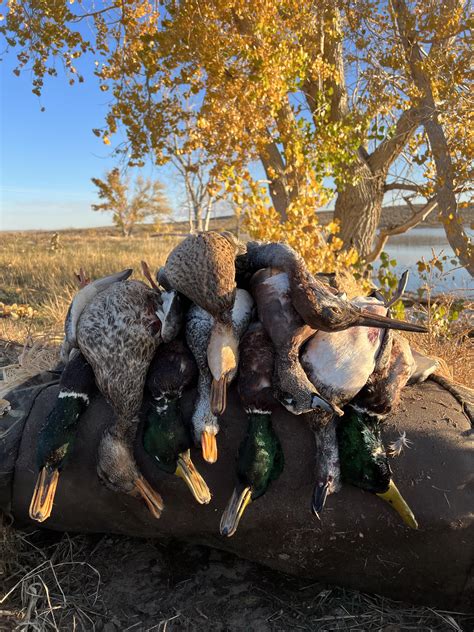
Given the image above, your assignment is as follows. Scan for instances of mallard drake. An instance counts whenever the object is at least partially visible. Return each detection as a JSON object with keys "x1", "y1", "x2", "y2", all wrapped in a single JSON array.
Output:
[
  {"x1": 185, "y1": 288, "x2": 254, "y2": 463},
  {"x1": 143, "y1": 339, "x2": 211, "y2": 504},
  {"x1": 239, "y1": 241, "x2": 427, "y2": 334},
  {"x1": 220, "y1": 322, "x2": 284, "y2": 537},
  {"x1": 250, "y1": 269, "x2": 340, "y2": 416},
  {"x1": 60, "y1": 268, "x2": 133, "y2": 363},
  {"x1": 29, "y1": 351, "x2": 96, "y2": 522},
  {"x1": 337, "y1": 406, "x2": 418, "y2": 529},
  {"x1": 158, "y1": 231, "x2": 245, "y2": 415},
  {"x1": 77, "y1": 280, "x2": 165, "y2": 519}
]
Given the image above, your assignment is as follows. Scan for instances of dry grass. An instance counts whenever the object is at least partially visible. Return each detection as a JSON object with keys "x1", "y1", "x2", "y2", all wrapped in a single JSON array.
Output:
[{"x1": 0, "y1": 230, "x2": 181, "y2": 345}]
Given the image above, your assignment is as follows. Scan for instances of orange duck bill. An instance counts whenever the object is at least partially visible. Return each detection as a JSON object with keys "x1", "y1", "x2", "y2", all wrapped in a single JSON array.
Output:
[
  {"x1": 175, "y1": 450, "x2": 212, "y2": 504},
  {"x1": 133, "y1": 476, "x2": 164, "y2": 519},
  {"x1": 29, "y1": 466, "x2": 60, "y2": 523},
  {"x1": 210, "y1": 375, "x2": 228, "y2": 416},
  {"x1": 201, "y1": 430, "x2": 218, "y2": 464}
]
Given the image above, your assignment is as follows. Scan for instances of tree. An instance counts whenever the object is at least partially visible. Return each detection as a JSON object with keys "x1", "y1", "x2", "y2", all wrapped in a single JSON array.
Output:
[
  {"x1": 1, "y1": 1, "x2": 472, "y2": 269},
  {"x1": 91, "y1": 169, "x2": 170, "y2": 237}
]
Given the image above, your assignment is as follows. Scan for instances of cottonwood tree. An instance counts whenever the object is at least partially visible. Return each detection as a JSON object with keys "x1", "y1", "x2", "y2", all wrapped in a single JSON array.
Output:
[
  {"x1": 91, "y1": 169, "x2": 170, "y2": 237},
  {"x1": 1, "y1": 1, "x2": 472, "y2": 270}
]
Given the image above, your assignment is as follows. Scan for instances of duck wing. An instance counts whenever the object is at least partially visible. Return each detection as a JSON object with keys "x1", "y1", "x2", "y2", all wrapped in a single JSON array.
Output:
[{"x1": 62, "y1": 268, "x2": 133, "y2": 361}]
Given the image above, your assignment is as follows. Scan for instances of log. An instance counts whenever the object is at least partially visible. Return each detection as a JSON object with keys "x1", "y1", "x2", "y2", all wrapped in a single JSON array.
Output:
[{"x1": 0, "y1": 376, "x2": 473, "y2": 608}]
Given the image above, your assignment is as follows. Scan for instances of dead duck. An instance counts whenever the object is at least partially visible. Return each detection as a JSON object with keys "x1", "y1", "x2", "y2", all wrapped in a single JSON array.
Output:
[
  {"x1": 77, "y1": 280, "x2": 165, "y2": 519},
  {"x1": 301, "y1": 296, "x2": 390, "y2": 517},
  {"x1": 239, "y1": 241, "x2": 428, "y2": 334},
  {"x1": 29, "y1": 351, "x2": 96, "y2": 522},
  {"x1": 337, "y1": 405, "x2": 418, "y2": 529},
  {"x1": 143, "y1": 339, "x2": 211, "y2": 505},
  {"x1": 185, "y1": 288, "x2": 254, "y2": 463},
  {"x1": 220, "y1": 322, "x2": 284, "y2": 537},
  {"x1": 250, "y1": 269, "x2": 340, "y2": 416},
  {"x1": 158, "y1": 231, "x2": 245, "y2": 415}
]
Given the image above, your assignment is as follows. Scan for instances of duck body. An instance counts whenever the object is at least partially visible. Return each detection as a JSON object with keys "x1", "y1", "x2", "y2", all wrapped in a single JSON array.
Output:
[
  {"x1": 29, "y1": 351, "x2": 96, "y2": 522},
  {"x1": 159, "y1": 231, "x2": 245, "y2": 416},
  {"x1": 220, "y1": 322, "x2": 284, "y2": 537},
  {"x1": 61, "y1": 268, "x2": 133, "y2": 362},
  {"x1": 143, "y1": 340, "x2": 211, "y2": 505},
  {"x1": 77, "y1": 279, "x2": 164, "y2": 519},
  {"x1": 185, "y1": 288, "x2": 254, "y2": 463},
  {"x1": 250, "y1": 270, "x2": 336, "y2": 416}
]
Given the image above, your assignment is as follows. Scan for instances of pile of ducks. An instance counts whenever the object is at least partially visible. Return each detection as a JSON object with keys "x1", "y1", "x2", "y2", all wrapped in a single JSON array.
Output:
[{"x1": 29, "y1": 232, "x2": 438, "y2": 536}]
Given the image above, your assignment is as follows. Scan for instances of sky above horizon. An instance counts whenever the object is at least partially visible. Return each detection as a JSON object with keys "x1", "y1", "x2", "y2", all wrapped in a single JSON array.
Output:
[{"x1": 0, "y1": 50, "x2": 182, "y2": 231}]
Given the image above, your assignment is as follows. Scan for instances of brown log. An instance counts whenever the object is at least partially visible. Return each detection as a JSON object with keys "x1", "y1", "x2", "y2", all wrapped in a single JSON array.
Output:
[{"x1": 1, "y1": 377, "x2": 473, "y2": 608}]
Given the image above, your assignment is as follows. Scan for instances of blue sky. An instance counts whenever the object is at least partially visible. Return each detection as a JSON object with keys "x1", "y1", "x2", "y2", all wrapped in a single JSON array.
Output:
[{"x1": 0, "y1": 51, "x2": 179, "y2": 231}]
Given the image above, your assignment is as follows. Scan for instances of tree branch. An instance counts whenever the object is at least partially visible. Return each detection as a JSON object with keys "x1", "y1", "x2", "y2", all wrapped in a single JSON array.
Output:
[
  {"x1": 368, "y1": 107, "x2": 424, "y2": 173},
  {"x1": 384, "y1": 182, "x2": 422, "y2": 193},
  {"x1": 365, "y1": 198, "x2": 438, "y2": 263}
]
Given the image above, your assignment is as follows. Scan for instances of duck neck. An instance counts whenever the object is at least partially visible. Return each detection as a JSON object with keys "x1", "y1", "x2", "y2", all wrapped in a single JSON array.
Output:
[
  {"x1": 37, "y1": 388, "x2": 90, "y2": 470},
  {"x1": 246, "y1": 409, "x2": 272, "y2": 432},
  {"x1": 153, "y1": 393, "x2": 180, "y2": 421}
]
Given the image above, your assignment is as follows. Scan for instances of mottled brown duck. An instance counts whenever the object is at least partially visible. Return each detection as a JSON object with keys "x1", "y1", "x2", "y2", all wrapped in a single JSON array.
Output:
[
  {"x1": 77, "y1": 280, "x2": 165, "y2": 519},
  {"x1": 158, "y1": 231, "x2": 245, "y2": 415}
]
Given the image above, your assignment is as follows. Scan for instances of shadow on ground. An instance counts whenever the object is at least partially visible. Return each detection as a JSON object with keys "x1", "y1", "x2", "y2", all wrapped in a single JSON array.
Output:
[{"x1": 1, "y1": 528, "x2": 473, "y2": 631}]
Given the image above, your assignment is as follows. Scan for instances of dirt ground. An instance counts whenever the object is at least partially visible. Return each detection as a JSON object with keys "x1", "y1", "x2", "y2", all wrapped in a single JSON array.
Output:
[{"x1": 2, "y1": 527, "x2": 474, "y2": 632}]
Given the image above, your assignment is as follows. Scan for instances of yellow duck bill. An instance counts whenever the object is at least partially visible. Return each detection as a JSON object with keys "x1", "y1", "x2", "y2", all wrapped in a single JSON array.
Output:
[
  {"x1": 201, "y1": 430, "x2": 218, "y2": 464},
  {"x1": 133, "y1": 476, "x2": 164, "y2": 520},
  {"x1": 220, "y1": 485, "x2": 252, "y2": 537},
  {"x1": 29, "y1": 466, "x2": 60, "y2": 523},
  {"x1": 377, "y1": 479, "x2": 418, "y2": 529},
  {"x1": 175, "y1": 450, "x2": 212, "y2": 504},
  {"x1": 210, "y1": 375, "x2": 228, "y2": 416}
]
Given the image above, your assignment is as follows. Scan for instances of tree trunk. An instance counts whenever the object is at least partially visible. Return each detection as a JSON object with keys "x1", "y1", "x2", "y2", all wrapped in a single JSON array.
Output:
[
  {"x1": 391, "y1": 0, "x2": 473, "y2": 277},
  {"x1": 334, "y1": 159, "x2": 386, "y2": 257},
  {"x1": 204, "y1": 200, "x2": 212, "y2": 231}
]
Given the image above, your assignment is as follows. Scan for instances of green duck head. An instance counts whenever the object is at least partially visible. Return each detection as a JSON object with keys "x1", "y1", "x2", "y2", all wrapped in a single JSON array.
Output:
[
  {"x1": 143, "y1": 395, "x2": 211, "y2": 504},
  {"x1": 29, "y1": 388, "x2": 90, "y2": 523},
  {"x1": 337, "y1": 406, "x2": 417, "y2": 529},
  {"x1": 220, "y1": 411, "x2": 284, "y2": 537}
]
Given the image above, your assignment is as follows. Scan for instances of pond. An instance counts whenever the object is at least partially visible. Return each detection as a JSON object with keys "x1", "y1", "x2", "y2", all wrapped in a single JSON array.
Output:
[{"x1": 379, "y1": 226, "x2": 473, "y2": 299}]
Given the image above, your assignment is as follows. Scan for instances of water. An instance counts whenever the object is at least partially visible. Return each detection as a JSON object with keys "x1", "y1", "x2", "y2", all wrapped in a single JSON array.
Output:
[{"x1": 379, "y1": 227, "x2": 473, "y2": 298}]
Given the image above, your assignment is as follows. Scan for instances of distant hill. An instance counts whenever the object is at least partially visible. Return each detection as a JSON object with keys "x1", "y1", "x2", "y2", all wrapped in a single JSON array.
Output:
[{"x1": 2, "y1": 203, "x2": 471, "y2": 237}]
